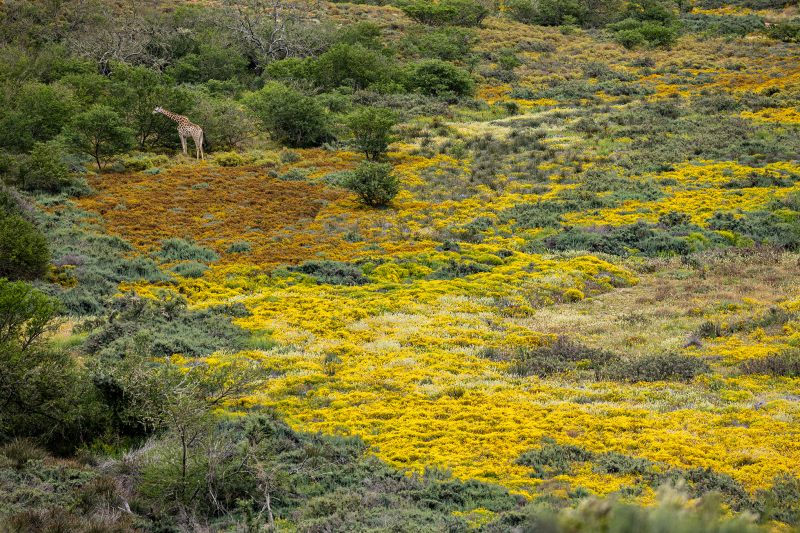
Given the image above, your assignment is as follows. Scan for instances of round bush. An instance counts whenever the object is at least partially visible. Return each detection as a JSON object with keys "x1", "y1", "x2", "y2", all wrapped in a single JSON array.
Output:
[
  {"x1": 405, "y1": 60, "x2": 475, "y2": 96},
  {"x1": 343, "y1": 162, "x2": 400, "y2": 207}
]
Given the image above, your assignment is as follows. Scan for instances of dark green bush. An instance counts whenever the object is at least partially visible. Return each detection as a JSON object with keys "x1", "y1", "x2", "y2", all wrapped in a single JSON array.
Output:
[
  {"x1": 155, "y1": 238, "x2": 220, "y2": 263},
  {"x1": 739, "y1": 352, "x2": 800, "y2": 377},
  {"x1": 509, "y1": 336, "x2": 619, "y2": 379},
  {"x1": 0, "y1": 191, "x2": 50, "y2": 282},
  {"x1": 346, "y1": 107, "x2": 397, "y2": 160},
  {"x1": 515, "y1": 436, "x2": 594, "y2": 479},
  {"x1": 604, "y1": 352, "x2": 709, "y2": 382},
  {"x1": 287, "y1": 260, "x2": 370, "y2": 286},
  {"x1": 170, "y1": 261, "x2": 209, "y2": 279},
  {"x1": 766, "y1": 21, "x2": 800, "y2": 42},
  {"x1": 400, "y1": 27, "x2": 479, "y2": 61},
  {"x1": 244, "y1": 82, "x2": 331, "y2": 148},
  {"x1": 426, "y1": 258, "x2": 492, "y2": 280},
  {"x1": 405, "y1": 60, "x2": 475, "y2": 97},
  {"x1": 343, "y1": 161, "x2": 400, "y2": 207},
  {"x1": 313, "y1": 43, "x2": 395, "y2": 91},
  {"x1": 82, "y1": 291, "x2": 252, "y2": 361}
]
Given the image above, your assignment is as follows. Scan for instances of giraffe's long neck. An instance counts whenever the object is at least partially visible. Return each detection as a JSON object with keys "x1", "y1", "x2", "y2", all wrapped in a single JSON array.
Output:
[{"x1": 158, "y1": 108, "x2": 184, "y2": 123}]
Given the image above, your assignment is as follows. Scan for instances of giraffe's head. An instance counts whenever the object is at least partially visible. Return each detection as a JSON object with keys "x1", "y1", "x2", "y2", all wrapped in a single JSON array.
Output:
[{"x1": 153, "y1": 106, "x2": 162, "y2": 114}]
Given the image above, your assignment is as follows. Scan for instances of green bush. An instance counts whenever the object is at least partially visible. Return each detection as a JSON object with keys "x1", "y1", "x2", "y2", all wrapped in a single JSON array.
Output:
[
  {"x1": 170, "y1": 261, "x2": 209, "y2": 279},
  {"x1": 766, "y1": 21, "x2": 800, "y2": 42},
  {"x1": 604, "y1": 352, "x2": 709, "y2": 382},
  {"x1": 213, "y1": 151, "x2": 245, "y2": 167},
  {"x1": 122, "y1": 156, "x2": 153, "y2": 172},
  {"x1": 0, "y1": 82, "x2": 77, "y2": 152},
  {"x1": 400, "y1": 26, "x2": 479, "y2": 61},
  {"x1": 287, "y1": 260, "x2": 370, "y2": 286},
  {"x1": 401, "y1": 0, "x2": 459, "y2": 26},
  {"x1": 244, "y1": 82, "x2": 331, "y2": 148},
  {"x1": 82, "y1": 291, "x2": 252, "y2": 361},
  {"x1": 0, "y1": 191, "x2": 50, "y2": 281},
  {"x1": 155, "y1": 238, "x2": 220, "y2": 263},
  {"x1": 61, "y1": 105, "x2": 136, "y2": 171},
  {"x1": 739, "y1": 352, "x2": 800, "y2": 377},
  {"x1": 405, "y1": 60, "x2": 475, "y2": 96},
  {"x1": 347, "y1": 107, "x2": 397, "y2": 160},
  {"x1": 313, "y1": 43, "x2": 395, "y2": 91},
  {"x1": 509, "y1": 336, "x2": 619, "y2": 379},
  {"x1": 343, "y1": 161, "x2": 400, "y2": 207},
  {"x1": 515, "y1": 436, "x2": 594, "y2": 479},
  {"x1": 19, "y1": 142, "x2": 72, "y2": 192}
]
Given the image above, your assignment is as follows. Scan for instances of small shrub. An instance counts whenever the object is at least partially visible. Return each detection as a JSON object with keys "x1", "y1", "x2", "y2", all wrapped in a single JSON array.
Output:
[
  {"x1": 343, "y1": 162, "x2": 400, "y2": 207},
  {"x1": 170, "y1": 261, "x2": 209, "y2": 279},
  {"x1": 279, "y1": 167, "x2": 312, "y2": 181},
  {"x1": 405, "y1": 60, "x2": 475, "y2": 97},
  {"x1": 226, "y1": 241, "x2": 252, "y2": 253},
  {"x1": 0, "y1": 438, "x2": 48, "y2": 469},
  {"x1": 604, "y1": 352, "x2": 709, "y2": 382},
  {"x1": 515, "y1": 436, "x2": 594, "y2": 479},
  {"x1": 155, "y1": 238, "x2": 220, "y2": 263},
  {"x1": 347, "y1": 107, "x2": 397, "y2": 160},
  {"x1": 564, "y1": 289, "x2": 584, "y2": 302},
  {"x1": 739, "y1": 352, "x2": 800, "y2": 377},
  {"x1": 287, "y1": 260, "x2": 370, "y2": 286},
  {"x1": 122, "y1": 156, "x2": 153, "y2": 172},
  {"x1": 509, "y1": 336, "x2": 618, "y2": 379},
  {"x1": 280, "y1": 147, "x2": 302, "y2": 164},
  {"x1": 213, "y1": 151, "x2": 245, "y2": 167}
]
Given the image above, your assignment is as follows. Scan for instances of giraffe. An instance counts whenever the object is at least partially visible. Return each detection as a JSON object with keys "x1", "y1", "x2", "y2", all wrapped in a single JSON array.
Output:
[{"x1": 152, "y1": 106, "x2": 204, "y2": 161}]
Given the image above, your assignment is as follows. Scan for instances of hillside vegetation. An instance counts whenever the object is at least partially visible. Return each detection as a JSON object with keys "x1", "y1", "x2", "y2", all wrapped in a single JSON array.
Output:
[{"x1": 1, "y1": 0, "x2": 800, "y2": 530}]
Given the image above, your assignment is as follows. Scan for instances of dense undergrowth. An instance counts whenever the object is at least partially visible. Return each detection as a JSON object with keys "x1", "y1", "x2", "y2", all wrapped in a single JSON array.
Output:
[{"x1": 2, "y1": 0, "x2": 800, "y2": 530}]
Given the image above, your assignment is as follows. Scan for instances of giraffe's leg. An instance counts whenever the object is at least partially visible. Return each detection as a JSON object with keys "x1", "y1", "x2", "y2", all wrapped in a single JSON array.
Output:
[
  {"x1": 180, "y1": 134, "x2": 188, "y2": 155},
  {"x1": 198, "y1": 132, "x2": 204, "y2": 161}
]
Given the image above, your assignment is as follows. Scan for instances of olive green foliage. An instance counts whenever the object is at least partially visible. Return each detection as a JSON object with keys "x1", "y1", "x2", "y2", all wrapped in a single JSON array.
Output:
[
  {"x1": 399, "y1": 26, "x2": 479, "y2": 61},
  {"x1": 107, "y1": 64, "x2": 198, "y2": 150},
  {"x1": 401, "y1": 0, "x2": 490, "y2": 27},
  {"x1": 405, "y1": 59, "x2": 475, "y2": 96},
  {"x1": 244, "y1": 82, "x2": 331, "y2": 147},
  {"x1": 508, "y1": 336, "x2": 619, "y2": 379},
  {"x1": 313, "y1": 43, "x2": 395, "y2": 91},
  {"x1": 346, "y1": 107, "x2": 397, "y2": 160},
  {"x1": 81, "y1": 291, "x2": 252, "y2": 361},
  {"x1": 154, "y1": 237, "x2": 220, "y2": 263},
  {"x1": 0, "y1": 281, "x2": 81, "y2": 446},
  {"x1": 739, "y1": 351, "x2": 800, "y2": 377},
  {"x1": 604, "y1": 352, "x2": 709, "y2": 382},
  {"x1": 767, "y1": 21, "x2": 800, "y2": 43},
  {"x1": 61, "y1": 106, "x2": 136, "y2": 171},
  {"x1": 287, "y1": 260, "x2": 370, "y2": 286},
  {"x1": 17, "y1": 142, "x2": 72, "y2": 193},
  {"x1": 0, "y1": 82, "x2": 77, "y2": 152},
  {"x1": 506, "y1": 0, "x2": 621, "y2": 27},
  {"x1": 343, "y1": 161, "x2": 400, "y2": 207},
  {"x1": 0, "y1": 190, "x2": 49, "y2": 281},
  {"x1": 515, "y1": 436, "x2": 799, "y2": 524}
]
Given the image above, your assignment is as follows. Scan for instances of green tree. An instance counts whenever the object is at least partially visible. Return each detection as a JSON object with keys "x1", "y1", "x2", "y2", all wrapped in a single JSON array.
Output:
[
  {"x1": 18, "y1": 142, "x2": 71, "y2": 192},
  {"x1": 405, "y1": 59, "x2": 475, "y2": 96},
  {"x1": 0, "y1": 279, "x2": 77, "y2": 443},
  {"x1": 347, "y1": 108, "x2": 397, "y2": 160},
  {"x1": 0, "y1": 191, "x2": 50, "y2": 281},
  {"x1": 313, "y1": 43, "x2": 394, "y2": 91},
  {"x1": 401, "y1": 1, "x2": 458, "y2": 26},
  {"x1": 108, "y1": 64, "x2": 197, "y2": 149},
  {"x1": 0, "y1": 82, "x2": 76, "y2": 152},
  {"x1": 62, "y1": 106, "x2": 136, "y2": 171},
  {"x1": 244, "y1": 82, "x2": 330, "y2": 148},
  {"x1": 343, "y1": 161, "x2": 400, "y2": 207}
]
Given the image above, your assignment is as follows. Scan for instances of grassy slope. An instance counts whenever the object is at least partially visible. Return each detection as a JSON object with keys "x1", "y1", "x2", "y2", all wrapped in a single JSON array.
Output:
[{"x1": 30, "y1": 3, "x2": 800, "y2": 529}]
